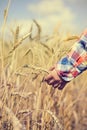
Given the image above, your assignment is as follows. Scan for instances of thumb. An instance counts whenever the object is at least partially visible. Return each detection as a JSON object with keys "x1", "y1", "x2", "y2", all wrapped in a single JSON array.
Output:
[{"x1": 49, "y1": 64, "x2": 56, "y2": 71}]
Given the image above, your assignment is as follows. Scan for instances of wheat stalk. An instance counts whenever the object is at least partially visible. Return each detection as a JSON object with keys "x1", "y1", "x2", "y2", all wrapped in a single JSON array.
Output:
[
  {"x1": 9, "y1": 32, "x2": 31, "y2": 53},
  {"x1": 0, "y1": 100, "x2": 22, "y2": 130},
  {"x1": 18, "y1": 108, "x2": 63, "y2": 130}
]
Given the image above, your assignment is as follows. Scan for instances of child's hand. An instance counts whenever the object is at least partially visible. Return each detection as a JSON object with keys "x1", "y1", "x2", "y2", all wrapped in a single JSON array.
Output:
[{"x1": 44, "y1": 66, "x2": 67, "y2": 90}]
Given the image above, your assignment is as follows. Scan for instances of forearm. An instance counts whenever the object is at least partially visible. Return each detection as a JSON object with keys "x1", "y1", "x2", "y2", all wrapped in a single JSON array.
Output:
[{"x1": 55, "y1": 30, "x2": 87, "y2": 82}]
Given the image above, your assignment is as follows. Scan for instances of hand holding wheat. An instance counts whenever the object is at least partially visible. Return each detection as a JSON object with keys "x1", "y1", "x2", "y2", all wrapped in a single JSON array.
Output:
[{"x1": 44, "y1": 66, "x2": 67, "y2": 90}]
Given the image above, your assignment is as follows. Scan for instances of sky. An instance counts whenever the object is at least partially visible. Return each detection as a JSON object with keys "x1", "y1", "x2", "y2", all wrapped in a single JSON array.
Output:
[{"x1": 0, "y1": 0, "x2": 87, "y2": 35}]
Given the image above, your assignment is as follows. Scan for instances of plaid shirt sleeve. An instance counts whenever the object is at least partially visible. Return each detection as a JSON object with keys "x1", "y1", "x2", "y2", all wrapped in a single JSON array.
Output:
[{"x1": 55, "y1": 29, "x2": 87, "y2": 82}]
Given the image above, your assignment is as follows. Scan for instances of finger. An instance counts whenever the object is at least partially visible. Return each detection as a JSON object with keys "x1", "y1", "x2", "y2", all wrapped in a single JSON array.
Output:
[
  {"x1": 49, "y1": 66, "x2": 55, "y2": 71},
  {"x1": 51, "y1": 69, "x2": 60, "y2": 81},
  {"x1": 51, "y1": 80, "x2": 60, "y2": 87},
  {"x1": 44, "y1": 74, "x2": 53, "y2": 81},
  {"x1": 53, "y1": 83, "x2": 58, "y2": 88},
  {"x1": 52, "y1": 81, "x2": 61, "y2": 88},
  {"x1": 58, "y1": 82, "x2": 66, "y2": 90},
  {"x1": 48, "y1": 79, "x2": 55, "y2": 85}
]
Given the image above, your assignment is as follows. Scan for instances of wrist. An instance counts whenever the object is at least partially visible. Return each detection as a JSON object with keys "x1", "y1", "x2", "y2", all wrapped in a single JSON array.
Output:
[{"x1": 54, "y1": 64, "x2": 69, "y2": 83}]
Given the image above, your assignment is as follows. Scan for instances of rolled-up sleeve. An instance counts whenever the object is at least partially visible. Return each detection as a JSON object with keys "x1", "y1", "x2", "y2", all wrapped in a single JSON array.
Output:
[{"x1": 55, "y1": 29, "x2": 87, "y2": 82}]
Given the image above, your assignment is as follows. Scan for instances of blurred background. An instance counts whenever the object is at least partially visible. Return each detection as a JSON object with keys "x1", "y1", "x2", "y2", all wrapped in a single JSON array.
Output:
[
  {"x1": 0, "y1": 1, "x2": 87, "y2": 130},
  {"x1": 0, "y1": 0, "x2": 87, "y2": 35}
]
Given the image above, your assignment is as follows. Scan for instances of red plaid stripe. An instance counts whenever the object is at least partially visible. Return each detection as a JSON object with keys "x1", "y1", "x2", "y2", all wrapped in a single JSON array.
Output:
[{"x1": 74, "y1": 54, "x2": 87, "y2": 67}]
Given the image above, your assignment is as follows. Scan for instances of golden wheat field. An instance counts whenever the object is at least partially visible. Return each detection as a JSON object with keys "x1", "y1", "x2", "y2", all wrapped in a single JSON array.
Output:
[{"x1": 0, "y1": 1, "x2": 87, "y2": 130}]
